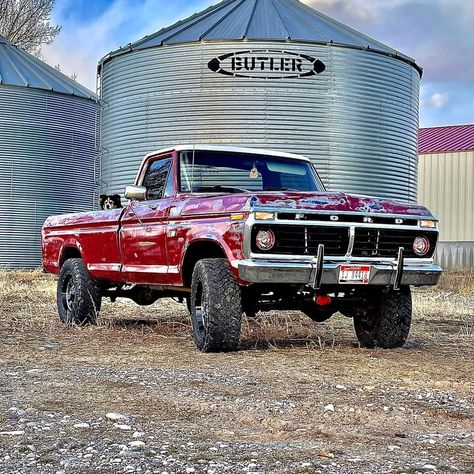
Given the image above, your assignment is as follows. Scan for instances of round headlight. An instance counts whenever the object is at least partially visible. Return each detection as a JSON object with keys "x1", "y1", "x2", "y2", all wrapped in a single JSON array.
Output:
[
  {"x1": 413, "y1": 236, "x2": 430, "y2": 256},
  {"x1": 256, "y1": 229, "x2": 276, "y2": 251}
]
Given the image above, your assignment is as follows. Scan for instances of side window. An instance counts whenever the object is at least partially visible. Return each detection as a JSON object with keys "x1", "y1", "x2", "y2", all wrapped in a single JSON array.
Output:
[{"x1": 142, "y1": 158, "x2": 173, "y2": 200}]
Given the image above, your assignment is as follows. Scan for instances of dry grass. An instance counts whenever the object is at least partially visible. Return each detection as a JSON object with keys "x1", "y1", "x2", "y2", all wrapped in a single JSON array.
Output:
[
  {"x1": 436, "y1": 269, "x2": 474, "y2": 294},
  {"x1": 1, "y1": 268, "x2": 473, "y2": 347},
  {"x1": 1, "y1": 270, "x2": 473, "y2": 471}
]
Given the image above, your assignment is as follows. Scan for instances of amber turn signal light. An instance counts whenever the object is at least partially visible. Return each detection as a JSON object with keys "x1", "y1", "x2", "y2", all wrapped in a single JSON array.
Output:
[{"x1": 419, "y1": 220, "x2": 437, "y2": 229}]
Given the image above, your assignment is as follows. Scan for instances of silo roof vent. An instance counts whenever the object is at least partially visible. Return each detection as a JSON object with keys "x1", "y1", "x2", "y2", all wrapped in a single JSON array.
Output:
[
  {"x1": 0, "y1": 34, "x2": 96, "y2": 99},
  {"x1": 104, "y1": 0, "x2": 420, "y2": 72}
]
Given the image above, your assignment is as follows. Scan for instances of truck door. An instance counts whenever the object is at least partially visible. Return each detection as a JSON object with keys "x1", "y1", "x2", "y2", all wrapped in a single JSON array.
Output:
[{"x1": 119, "y1": 155, "x2": 174, "y2": 284}]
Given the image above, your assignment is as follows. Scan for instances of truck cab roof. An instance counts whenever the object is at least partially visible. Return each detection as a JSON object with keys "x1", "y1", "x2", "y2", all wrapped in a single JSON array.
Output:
[{"x1": 142, "y1": 145, "x2": 312, "y2": 163}]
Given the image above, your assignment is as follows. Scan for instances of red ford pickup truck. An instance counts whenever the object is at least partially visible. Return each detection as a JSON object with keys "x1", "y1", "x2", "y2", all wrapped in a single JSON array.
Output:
[{"x1": 42, "y1": 145, "x2": 442, "y2": 352}]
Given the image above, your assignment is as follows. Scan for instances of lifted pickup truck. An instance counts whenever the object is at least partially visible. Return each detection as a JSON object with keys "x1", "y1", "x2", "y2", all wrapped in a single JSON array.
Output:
[{"x1": 42, "y1": 145, "x2": 442, "y2": 352}]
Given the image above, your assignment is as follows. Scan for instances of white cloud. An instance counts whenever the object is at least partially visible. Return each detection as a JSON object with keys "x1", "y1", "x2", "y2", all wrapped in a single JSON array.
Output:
[
  {"x1": 302, "y1": 0, "x2": 415, "y2": 23},
  {"x1": 39, "y1": 0, "x2": 472, "y2": 126},
  {"x1": 41, "y1": 0, "x2": 209, "y2": 91},
  {"x1": 424, "y1": 92, "x2": 450, "y2": 109}
]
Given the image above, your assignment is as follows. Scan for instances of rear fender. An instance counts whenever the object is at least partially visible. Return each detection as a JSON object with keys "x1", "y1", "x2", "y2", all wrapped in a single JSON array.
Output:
[{"x1": 59, "y1": 239, "x2": 84, "y2": 268}]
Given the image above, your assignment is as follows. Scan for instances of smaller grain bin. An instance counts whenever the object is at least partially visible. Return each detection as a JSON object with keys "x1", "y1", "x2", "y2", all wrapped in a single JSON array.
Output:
[{"x1": 0, "y1": 34, "x2": 99, "y2": 269}]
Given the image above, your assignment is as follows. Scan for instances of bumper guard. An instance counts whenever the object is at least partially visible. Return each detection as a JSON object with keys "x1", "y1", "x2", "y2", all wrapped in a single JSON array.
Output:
[{"x1": 238, "y1": 254, "x2": 442, "y2": 288}]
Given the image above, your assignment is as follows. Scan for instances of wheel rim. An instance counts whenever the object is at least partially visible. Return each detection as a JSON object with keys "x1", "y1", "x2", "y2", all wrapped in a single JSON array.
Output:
[
  {"x1": 61, "y1": 275, "x2": 76, "y2": 311},
  {"x1": 194, "y1": 282, "x2": 207, "y2": 335}
]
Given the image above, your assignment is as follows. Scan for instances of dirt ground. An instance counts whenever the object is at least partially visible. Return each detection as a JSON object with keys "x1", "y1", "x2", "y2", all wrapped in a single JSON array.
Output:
[{"x1": 0, "y1": 271, "x2": 473, "y2": 474}]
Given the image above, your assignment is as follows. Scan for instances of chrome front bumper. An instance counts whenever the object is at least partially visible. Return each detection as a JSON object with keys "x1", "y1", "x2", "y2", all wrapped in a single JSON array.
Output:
[{"x1": 238, "y1": 259, "x2": 442, "y2": 287}]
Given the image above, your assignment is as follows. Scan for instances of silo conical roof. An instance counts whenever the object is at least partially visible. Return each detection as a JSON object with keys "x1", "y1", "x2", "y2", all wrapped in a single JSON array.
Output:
[
  {"x1": 0, "y1": 34, "x2": 96, "y2": 99},
  {"x1": 104, "y1": 0, "x2": 420, "y2": 73}
]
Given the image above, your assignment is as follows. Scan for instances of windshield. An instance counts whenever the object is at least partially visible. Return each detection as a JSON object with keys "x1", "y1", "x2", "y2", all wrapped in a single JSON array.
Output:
[{"x1": 179, "y1": 151, "x2": 323, "y2": 194}]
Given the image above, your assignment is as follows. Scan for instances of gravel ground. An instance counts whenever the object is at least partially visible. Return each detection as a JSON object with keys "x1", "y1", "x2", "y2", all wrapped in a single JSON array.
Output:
[{"x1": 0, "y1": 271, "x2": 473, "y2": 473}]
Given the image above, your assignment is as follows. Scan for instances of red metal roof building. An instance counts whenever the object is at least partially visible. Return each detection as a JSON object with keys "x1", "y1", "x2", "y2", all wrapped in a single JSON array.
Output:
[
  {"x1": 418, "y1": 124, "x2": 474, "y2": 270},
  {"x1": 419, "y1": 124, "x2": 474, "y2": 154}
]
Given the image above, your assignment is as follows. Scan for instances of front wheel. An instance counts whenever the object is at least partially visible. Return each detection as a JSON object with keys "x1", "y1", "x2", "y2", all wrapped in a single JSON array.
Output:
[
  {"x1": 354, "y1": 287, "x2": 412, "y2": 349},
  {"x1": 57, "y1": 258, "x2": 102, "y2": 326},
  {"x1": 190, "y1": 258, "x2": 242, "y2": 352}
]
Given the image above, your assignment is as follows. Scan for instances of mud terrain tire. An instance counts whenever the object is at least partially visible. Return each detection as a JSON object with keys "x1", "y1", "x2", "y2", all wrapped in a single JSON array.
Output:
[
  {"x1": 190, "y1": 258, "x2": 242, "y2": 352},
  {"x1": 354, "y1": 287, "x2": 412, "y2": 349},
  {"x1": 57, "y1": 258, "x2": 102, "y2": 326}
]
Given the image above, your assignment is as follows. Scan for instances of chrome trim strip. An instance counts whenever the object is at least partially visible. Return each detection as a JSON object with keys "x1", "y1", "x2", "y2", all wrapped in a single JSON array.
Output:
[
  {"x1": 122, "y1": 264, "x2": 168, "y2": 273},
  {"x1": 310, "y1": 244, "x2": 324, "y2": 289},
  {"x1": 87, "y1": 263, "x2": 121, "y2": 272},
  {"x1": 252, "y1": 207, "x2": 438, "y2": 222},
  {"x1": 394, "y1": 247, "x2": 404, "y2": 290},
  {"x1": 253, "y1": 219, "x2": 438, "y2": 231},
  {"x1": 243, "y1": 213, "x2": 255, "y2": 258},
  {"x1": 142, "y1": 144, "x2": 313, "y2": 164},
  {"x1": 346, "y1": 226, "x2": 355, "y2": 257},
  {"x1": 248, "y1": 253, "x2": 434, "y2": 265}
]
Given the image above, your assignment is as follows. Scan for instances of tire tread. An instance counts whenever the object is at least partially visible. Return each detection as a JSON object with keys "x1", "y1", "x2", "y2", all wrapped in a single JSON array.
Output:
[
  {"x1": 354, "y1": 287, "x2": 412, "y2": 349},
  {"x1": 57, "y1": 258, "x2": 101, "y2": 326},
  {"x1": 191, "y1": 258, "x2": 242, "y2": 352}
]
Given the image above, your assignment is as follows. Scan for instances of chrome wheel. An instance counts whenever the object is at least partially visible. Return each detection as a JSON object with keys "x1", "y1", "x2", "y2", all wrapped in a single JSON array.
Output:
[
  {"x1": 61, "y1": 275, "x2": 76, "y2": 312},
  {"x1": 194, "y1": 282, "x2": 207, "y2": 335}
]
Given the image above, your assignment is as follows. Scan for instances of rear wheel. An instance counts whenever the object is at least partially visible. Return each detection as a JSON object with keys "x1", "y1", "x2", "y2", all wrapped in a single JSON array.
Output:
[
  {"x1": 190, "y1": 258, "x2": 242, "y2": 352},
  {"x1": 354, "y1": 287, "x2": 412, "y2": 349},
  {"x1": 57, "y1": 258, "x2": 102, "y2": 326}
]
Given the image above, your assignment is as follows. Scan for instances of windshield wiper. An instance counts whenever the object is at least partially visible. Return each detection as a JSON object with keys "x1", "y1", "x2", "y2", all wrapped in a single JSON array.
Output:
[
  {"x1": 194, "y1": 185, "x2": 250, "y2": 194},
  {"x1": 264, "y1": 186, "x2": 299, "y2": 192}
]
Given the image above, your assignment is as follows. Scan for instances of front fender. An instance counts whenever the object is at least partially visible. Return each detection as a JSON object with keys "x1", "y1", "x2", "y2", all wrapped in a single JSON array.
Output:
[{"x1": 175, "y1": 218, "x2": 246, "y2": 284}]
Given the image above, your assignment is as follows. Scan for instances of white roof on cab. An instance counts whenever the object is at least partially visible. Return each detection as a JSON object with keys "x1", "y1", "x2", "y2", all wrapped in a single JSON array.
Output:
[{"x1": 143, "y1": 144, "x2": 311, "y2": 162}]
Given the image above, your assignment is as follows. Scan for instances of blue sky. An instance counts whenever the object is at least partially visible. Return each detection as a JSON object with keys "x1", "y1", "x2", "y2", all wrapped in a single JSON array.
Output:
[{"x1": 42, "y1": 0, "x2": 474, "y2": 128}]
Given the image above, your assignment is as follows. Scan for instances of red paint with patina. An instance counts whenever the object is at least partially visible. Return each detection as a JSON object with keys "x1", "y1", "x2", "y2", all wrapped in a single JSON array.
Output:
[{"x1": 42, "y1": 149, "x2": 435, "y2": 287}]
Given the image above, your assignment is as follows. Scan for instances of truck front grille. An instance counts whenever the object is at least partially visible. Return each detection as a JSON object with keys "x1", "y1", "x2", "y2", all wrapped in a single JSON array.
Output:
[
  {"x1": 251, "y1": 225, "x2": 349, "y2": 256},
  {"x1": 352, "y1": 229, "x2": 437, "y2": 258},
  {"x1": 251, "y1": 225, "x2": 438, "y2": 259}
]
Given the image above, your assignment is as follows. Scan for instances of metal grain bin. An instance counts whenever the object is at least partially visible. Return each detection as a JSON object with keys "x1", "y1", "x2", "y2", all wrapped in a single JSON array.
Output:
[
  {"x1": 0, "y1": 35, "x2": 99, "y2": 269},
  {"x1": 99, "y1": 0, "x2": 422, "y2": 202}
]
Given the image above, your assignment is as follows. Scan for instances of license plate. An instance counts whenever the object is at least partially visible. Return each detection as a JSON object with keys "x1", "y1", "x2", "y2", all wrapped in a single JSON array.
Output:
[{"x1": 339, "y1": 265, "x2": 371, "y2": 284}]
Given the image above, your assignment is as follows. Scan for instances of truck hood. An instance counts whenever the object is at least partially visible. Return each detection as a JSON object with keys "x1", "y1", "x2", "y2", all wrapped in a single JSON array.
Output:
[{"x1": 178, "y1": 191, "x2": 435, "y2": 218}]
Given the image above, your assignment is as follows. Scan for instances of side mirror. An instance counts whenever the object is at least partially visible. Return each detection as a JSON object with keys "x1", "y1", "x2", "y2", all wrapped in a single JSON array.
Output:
[{"x1": 124, "y1": 185, "x2": 147, "y2": 201}]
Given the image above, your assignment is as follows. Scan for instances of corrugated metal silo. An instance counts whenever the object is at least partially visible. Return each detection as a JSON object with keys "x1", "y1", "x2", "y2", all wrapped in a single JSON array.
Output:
[
  {"x1": 99, "y1": 0, "x2": 422, "y2": 202},
  {"x1": 0, "y1": 35, "x2": 99, "y2": 269}
]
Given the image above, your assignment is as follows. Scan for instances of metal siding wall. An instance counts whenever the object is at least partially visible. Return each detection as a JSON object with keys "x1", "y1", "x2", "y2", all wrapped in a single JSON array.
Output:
[
  {"x1": 434, "y1": 242, "x2": 474, "y2": 270},
  {"x1": 100, "y1": 41, "x2": 420, "y2": 201},
  {"x1": 0, "y1": 86, "x2": 99, "y2": 269},
  {"x1": 418, "y1": 151, "x2": 474, "y2": 269},
  {"x1": 418, "y1": 151, "x2": 474, "y2": 242}
]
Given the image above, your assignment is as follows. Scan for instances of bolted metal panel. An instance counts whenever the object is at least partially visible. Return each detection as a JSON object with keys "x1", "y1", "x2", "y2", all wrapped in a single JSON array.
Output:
[
  {"x1": 434, "y1": 242, "x2": 474, "y2": 270},
  {"x1": 0, "y1": 86, "x2": 99, "y2": 269},
  {"x1": 418, "y1": 150, "x2": 474, "y2": 269},
  {"x1": 100, "y1": 41, "x2": 420, "y2": 202},
  {"x1": 418, "y1": 151, "x2": 474, "y2": 243}
]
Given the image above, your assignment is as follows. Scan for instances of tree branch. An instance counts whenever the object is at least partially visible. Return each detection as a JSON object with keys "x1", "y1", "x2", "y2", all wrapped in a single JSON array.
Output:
[{"x1": 0, "y1": 0, "x2": 61, "y2": 54}]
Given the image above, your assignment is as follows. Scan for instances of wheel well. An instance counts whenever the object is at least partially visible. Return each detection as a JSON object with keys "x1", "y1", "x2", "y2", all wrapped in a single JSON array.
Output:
[
  {"x1": 182, "y1": 241, "x2": 226, "y2": 287},
  {"x1": 60, "y1": 247, "x2": 82, "y2": 267}
]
